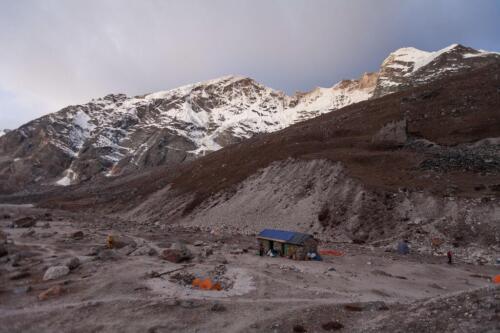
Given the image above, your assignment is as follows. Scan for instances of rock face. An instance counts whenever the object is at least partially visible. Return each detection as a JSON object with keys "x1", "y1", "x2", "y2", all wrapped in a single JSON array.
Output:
[
  {"x1": 0, "y1": 44, "x2": 498, "y2": 193},
  {"x1": 372, "y1": 120, "x2": 407, "y2": 146}
]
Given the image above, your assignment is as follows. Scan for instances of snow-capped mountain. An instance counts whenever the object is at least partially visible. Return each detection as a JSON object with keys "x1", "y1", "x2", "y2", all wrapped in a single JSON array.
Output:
[
  {"x1": 0, "y1": 44, "x2": 498, "y2": 193},
  {"x1": 373, "y1": 44, "x2": 499, "y2": 97}
]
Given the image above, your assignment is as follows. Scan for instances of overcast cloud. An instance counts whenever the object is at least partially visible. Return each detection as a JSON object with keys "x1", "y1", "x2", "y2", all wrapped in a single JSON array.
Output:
[{"x1": 0, "y1": 0, "x2": 499, "y2": 129}]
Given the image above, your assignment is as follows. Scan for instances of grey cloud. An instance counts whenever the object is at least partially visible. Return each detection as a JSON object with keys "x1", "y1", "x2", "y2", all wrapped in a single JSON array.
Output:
[{"x1": 0, "y1": 0, "x2": 499, "y2": 128}]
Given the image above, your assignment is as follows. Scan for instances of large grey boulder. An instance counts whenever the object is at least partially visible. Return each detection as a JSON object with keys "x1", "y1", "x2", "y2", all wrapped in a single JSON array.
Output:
[{"x1": 43, "y1": 265, "x2": 70, "y2": 281}]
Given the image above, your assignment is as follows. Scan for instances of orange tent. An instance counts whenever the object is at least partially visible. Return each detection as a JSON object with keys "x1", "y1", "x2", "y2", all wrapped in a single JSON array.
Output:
[
  {"x1": 200, "y1": 278, "x2": 213, "y2": 290},
  {"x1": 493, "y1": 275, "x2": 500, "y2": 284},
  {"x1": 192, "y1": 277, "x2": 222, "y2": 291},
  {"x1": 192, "y1": 278, "x2": 202, "y2": 288}
]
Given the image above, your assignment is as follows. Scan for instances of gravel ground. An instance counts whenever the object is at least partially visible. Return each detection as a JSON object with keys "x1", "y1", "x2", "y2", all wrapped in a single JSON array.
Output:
[{"x1": 1, "y1": 205, "x2": 499, "y2": 332}]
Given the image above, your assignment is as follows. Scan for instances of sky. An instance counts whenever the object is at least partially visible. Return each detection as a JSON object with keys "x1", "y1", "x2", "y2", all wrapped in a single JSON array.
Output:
[{"x1": 0, "y1": 0, "x2": 499, "y2": 129}]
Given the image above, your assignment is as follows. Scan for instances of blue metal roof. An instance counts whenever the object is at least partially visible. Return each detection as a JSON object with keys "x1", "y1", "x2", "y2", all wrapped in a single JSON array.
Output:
[{"x1": 257, "y1": 229, "x2": 313, "y2": 245}]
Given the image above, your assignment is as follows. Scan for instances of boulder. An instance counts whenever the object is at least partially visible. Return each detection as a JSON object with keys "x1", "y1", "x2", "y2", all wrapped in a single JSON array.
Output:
[
  {"x1": 161, "y1": 249, "x2": 184, "y2": 263},
  {"x1": 161, "y1": 242, "x2": 192, "y2": 263},
  {"x1": 11, "y1": 217, "x2": 36, "y2": 228},
  {"x1": 43, "y1": 266, "x2": 70, "y2": 281}
]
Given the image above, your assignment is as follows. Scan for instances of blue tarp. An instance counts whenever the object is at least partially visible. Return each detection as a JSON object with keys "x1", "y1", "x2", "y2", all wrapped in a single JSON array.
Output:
[
  {"x1": 397, "y1": 241, "x2": 410, "y2": 255},
  {"x1": 257, "y1": 229, "x2": 312, "y2": 245}
]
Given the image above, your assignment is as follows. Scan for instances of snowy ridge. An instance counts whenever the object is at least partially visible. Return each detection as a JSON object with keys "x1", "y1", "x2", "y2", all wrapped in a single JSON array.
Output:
[
  {"x1": 374, "y1": 43, "x2": 500, "y2": 97},
  {"x1": 383, "y1": 44, "x2": 461, "y2": 75},
  {"x1": 44, "y1": 74, "x2": 378, "y2": 185},
  {"x1": 1, "y1": 44, "x2": 498, "y2": 188}
]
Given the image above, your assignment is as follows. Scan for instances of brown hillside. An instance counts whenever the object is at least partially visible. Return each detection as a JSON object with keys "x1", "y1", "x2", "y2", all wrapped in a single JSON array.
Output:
[{"x1": 38, "y1": 63, "x2": 500, "y2": 211}]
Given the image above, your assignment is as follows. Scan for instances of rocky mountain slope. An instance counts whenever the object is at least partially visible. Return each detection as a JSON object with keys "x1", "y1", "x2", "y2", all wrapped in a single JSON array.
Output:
[
  {"x1": 0, "y1": 44, "x2": 498, "y2": 193},
  {"x1": 37, "y1": 62, "x2": 500, "y2": 262}
]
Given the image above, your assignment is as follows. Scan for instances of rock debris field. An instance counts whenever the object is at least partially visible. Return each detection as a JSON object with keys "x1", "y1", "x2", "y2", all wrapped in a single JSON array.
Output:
[{"x1": 0, "y1": 204, "x2": 498, "y2": 333}]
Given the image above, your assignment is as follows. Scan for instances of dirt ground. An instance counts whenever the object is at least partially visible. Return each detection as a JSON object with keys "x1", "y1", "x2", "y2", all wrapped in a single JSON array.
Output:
[{"x1": 0, "y1": 204, "x2": 498, "y2": 333}]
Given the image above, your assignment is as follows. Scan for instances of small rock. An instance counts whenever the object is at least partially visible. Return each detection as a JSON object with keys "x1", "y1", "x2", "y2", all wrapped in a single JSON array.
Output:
[
  {"x1": 293, "y1": 324, "x2": 306, "y2": 332},
  {"x1": 96, "y1": 249, "x2": 119, "y2": 261},
  {"x1": 39, "y1": 232, "x2": 57, "y2": 238},
  {"x1": 193, "y1": 240, "x2": 204, "y2": 246},
  {"x1": 11, "y1": 217, "x2": 36, "y2": 228},
  {"x1": 230, "y1": 248, "x2": 244, "y2": 255},
  {"x1": 70, "y1": 231, "x2": 84, "y2": 240},
  {"x1": 65, "y1": 257, "x2": 80, "y2": 270},
  {"x1": 322, "y1": 321, "x2": 344, "y2": 331},
  {"x1": 38, "y1": 285, "x2": 64, "y2": 301},
  {"x1": 179, "y1": 300, "x2": 200, "y2": 309},
  {"x1": 43, "y1": 266, "x2": 70, "y2": 281},
  {"x1": 365, "y1": 301, "x2": 389, "y2": 311},
  {"x1": 161, "y1": 243, "x2": 192, "y2": 263},
  {"x1": 0, "y1": 244, "x2": 8, "y2": 257},
  {"x1": 210, "y1": 303, "x2": 227, "y2": 312},
  {"x1": 86, "y1": 246, "x2": 102, "y2": 256},
  {"x1": 109, "y1": 236, "x2": 136, "y2": 249},
  {"x1": 148, "y1": 271, "x2": 161, "y2": 278},
  {"x1": 216, "y1": 256, "x2": 228, "y2": 264},
  {"x1": 344, "y1": 304, "x2": 363, "y2": 312},
  {"x1": 200, "y1": 246, "x2": 213, "y2": 257},
  {"x1": 20, "y1": 229, "x2": 35, "y2": 238},
  {"x1": 130, "y1": 245, "x2": 157, "y2": 256},
  {"x1": 161, "y1": 249, "x2": 183, "y2": 263}
]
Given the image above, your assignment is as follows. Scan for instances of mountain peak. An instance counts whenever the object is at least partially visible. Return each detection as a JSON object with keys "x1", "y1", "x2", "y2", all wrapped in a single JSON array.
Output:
[
  {"x1": 382, "y1": 44, "x2": 491, "y2": 72},
  {"x1": 144, "y1": 74, "x2": 257, "y2": 100},
  {"x1": 1, "y1": 43, "x2": 499, "y2": 192}
]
